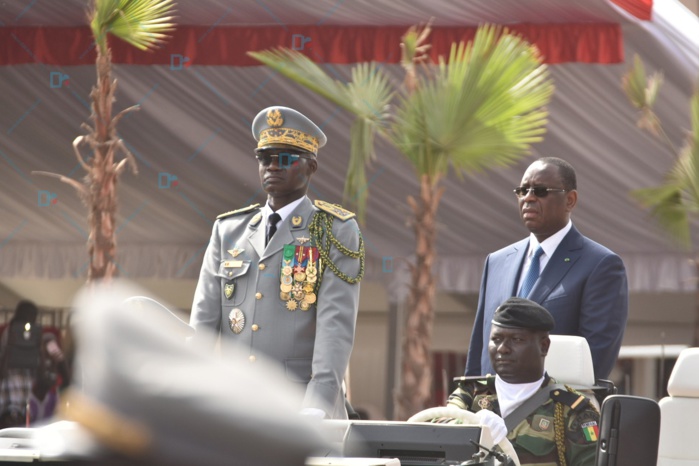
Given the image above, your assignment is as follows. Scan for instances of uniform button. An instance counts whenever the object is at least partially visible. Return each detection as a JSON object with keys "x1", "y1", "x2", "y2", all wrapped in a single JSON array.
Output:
[
  {"x1": 252, "y1": 324, "x2": 259, "y2": 331},
  {"x1": 259, "y1": 263, "x2": 266, "y2": 270},
  {"x1": 249, "y1": 355, "x2": 256, "y2": 363},
  {"x1": 255, "y1": 292, "x2": 262, "y2": 299},
  {"x1": 228, "y1": 271, "x2": 233, "y2": 277}
]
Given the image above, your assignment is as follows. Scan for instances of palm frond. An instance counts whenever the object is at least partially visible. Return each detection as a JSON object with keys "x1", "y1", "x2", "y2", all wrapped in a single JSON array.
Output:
[
  {"x1": 622, "y1": 54, "x2": 664, "y2": 137},
  {"x1": 622, "y1": 55, "x2": 649, "y2": 109},
  {"x1": 344, "y1": 63, "x2": 394, "y2": 221},
  {"x1": 90, "y1": 0, "x2": 177, "y2": 54},
  {"x1": 248, "y1": 48, "x2": 354, "y2": 112},
  {"x1": 632, "y1": 184, "x2": 692, "y2": 249},
  {"x1": 631, "y1": 90, "x2": 699, "y2": 249},
  {"x1": 392, "y1": 24, "x2": 554, "y2": 180}
]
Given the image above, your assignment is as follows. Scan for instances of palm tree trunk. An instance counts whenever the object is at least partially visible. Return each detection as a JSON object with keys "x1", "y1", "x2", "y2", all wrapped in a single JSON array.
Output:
[
  {"x1": 395, "y1": 174, "x2": 444, "y2": 420},
  {"x1": 695, "y1": 258, "x2": 699, "y2": 346},
  {"x1": 87, "y1": 49, "x2": 118, "y2": 282}
]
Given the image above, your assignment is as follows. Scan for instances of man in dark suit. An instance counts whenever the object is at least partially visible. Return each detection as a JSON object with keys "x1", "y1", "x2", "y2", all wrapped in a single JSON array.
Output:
[{"x1": 466, "y1": 157, "x2": 628, "y2": 380}]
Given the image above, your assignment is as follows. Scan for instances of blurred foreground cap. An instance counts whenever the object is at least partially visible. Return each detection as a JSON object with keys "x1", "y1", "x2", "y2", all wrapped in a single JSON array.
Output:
[
  {"x1": 51, "y1": 281, "x2": 328, "y2": 466},
  {"x1": 492, "y1": 297, "x2": 555, "y2": 332},
  {"x1": 122, "y1": 296, "x2": 194, "y2": 339}
]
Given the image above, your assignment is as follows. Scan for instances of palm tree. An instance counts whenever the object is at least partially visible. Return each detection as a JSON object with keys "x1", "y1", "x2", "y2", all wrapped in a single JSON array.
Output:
[
  {"x1": 249, "y1": 23, "x2": 554, "y2": 419},
  {"x1": 34, "y1": 0, "x2": 176, "y2": 282},
  {"x1": 623, "y1": 55, "x2": 699, "y2": 344}
]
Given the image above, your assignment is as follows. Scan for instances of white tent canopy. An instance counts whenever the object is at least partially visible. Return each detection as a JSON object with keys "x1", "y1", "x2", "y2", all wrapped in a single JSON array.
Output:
[{"x1": 1, "y1": 0, "x2": 698, "y2": 306}]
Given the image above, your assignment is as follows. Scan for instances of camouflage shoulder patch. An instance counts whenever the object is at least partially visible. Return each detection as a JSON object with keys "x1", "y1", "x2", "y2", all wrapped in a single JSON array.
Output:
[
  {"x1": 314, "y1": 200, "x2": 355, "y2": 221},
  {"x1": 217, "y1": 203, "x2": 260, "y2": 220}
]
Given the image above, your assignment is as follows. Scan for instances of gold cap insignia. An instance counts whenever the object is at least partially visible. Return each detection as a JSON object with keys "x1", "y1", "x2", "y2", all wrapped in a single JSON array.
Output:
[
  {"x1": 258, "y1": 128, "x2": 319, "y2": 154},
  {"x1": 267, "y1": 108, "x2": 284, "y2": 127}
]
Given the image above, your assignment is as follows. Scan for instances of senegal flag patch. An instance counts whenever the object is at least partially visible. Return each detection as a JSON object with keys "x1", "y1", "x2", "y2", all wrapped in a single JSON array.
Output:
[{"x1": 582, "y1": 421, "x2": 599, "y2": 442}]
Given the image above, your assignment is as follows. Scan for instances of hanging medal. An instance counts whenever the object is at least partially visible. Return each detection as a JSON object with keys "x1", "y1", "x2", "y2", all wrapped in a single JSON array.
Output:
[
  {"x1": 280, "y1": 245, "x2": 295, "y2": 304},
  {"x1": 279, "y1": 244, "x2": 318, "y2": 311},
  {"x1": 301, "y1": 248, "x2": 318, "y2": 310}
]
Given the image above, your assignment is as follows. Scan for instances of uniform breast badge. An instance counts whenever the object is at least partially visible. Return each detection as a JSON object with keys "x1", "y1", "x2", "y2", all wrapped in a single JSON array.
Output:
[
  {"x1": 477, "y1": 397, "x2": 492, "y2": 410},
  {"x1": 228, "y1": 308, "x2": 245, "y2": 334},
  {"x1": 228, "y1": 247, "x2": 245, "y2": 258},
  {"x1": 280, "y1": 244, "x2": 318, "y2": 311},
  {"x1": 224, "y1": 283, "x2": 235, "y2": 300}
]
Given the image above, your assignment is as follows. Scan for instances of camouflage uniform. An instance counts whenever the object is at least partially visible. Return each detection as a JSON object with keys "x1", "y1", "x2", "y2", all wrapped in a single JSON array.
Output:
[{"x1": 447, "y1": 374, "x2": 599, "y2": 466}]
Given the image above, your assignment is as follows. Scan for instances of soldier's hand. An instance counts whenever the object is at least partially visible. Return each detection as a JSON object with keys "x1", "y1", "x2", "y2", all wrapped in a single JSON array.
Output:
[{"x1": 474, "y1": 410, "x2": 507, "y2": 445}]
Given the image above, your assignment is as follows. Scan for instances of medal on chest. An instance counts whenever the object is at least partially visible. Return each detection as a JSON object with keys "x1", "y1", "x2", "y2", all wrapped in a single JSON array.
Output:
[{"x1": 280, "y1": 244, "x2": 318, "y2": 311}]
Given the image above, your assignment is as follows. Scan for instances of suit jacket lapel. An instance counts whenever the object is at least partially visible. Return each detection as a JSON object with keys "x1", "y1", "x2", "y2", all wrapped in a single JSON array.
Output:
[
  {"x1": 505, "y1": 238, "x2": 530, "y2": 297},
  {"x1": 247, "y1": 214, "x2": 265, "y2": 258},
  {"x1": 528, "y1": 225, "x2": 584, "y2": 302}
]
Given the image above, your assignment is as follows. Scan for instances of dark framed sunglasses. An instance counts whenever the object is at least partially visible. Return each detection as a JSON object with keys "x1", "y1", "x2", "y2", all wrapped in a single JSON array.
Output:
[
  {"x1": 255, "y1": 152, "x2": 314, "y2": 168},
  {"x1": 513, "y1": 186, "x2": 568, "y2": 198}
]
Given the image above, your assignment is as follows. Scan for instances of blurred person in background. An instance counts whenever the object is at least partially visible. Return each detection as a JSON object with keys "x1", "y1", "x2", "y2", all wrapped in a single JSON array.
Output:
[{"x1": 0, "y1": 299, "x2": 42, "y2": 427}]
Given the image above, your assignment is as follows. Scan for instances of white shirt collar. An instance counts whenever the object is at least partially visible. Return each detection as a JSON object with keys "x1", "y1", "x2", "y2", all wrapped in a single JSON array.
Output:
[
  {"x1": 261, "y1": 196, "x2": 306, "y2": 226},
  {"x1": 527, "y1": 220, "x2": 572, "y2": 261},
  {"x1": 495, "y1": 374, "x2": 545, "y2": 418}
]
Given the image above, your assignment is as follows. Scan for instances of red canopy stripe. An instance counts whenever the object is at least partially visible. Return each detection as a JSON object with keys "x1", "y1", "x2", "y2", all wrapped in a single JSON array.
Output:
[
  {"x1": 610, "y1": 0, "x2": 653, "y2": 20},
  {"x1": 0, "y1": 24, "x2": 623, "y2": 67}
]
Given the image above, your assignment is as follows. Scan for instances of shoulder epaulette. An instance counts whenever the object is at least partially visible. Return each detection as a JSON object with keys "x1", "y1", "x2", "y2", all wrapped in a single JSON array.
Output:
[
  {"x1": 453, "y1": 375, "x2": 495, "y2": 393},
  {"x1": 550, "y1": 387, "x2": 590, "y2": 412},
  {"x1": 217, "y1": 203, "x2": 260, "y2": 220},
  {"x1": 453, "y1": 374, "x2": 495, "y2": 385},
  {"x1": 314, "y1": 200, "x2": 355, "y2": 221}
]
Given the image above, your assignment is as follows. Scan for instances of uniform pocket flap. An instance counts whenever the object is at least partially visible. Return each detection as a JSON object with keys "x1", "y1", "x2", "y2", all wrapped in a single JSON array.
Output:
[
  {"x1": 513, "y1": 416, "x2": 557, "y2": 457},
  {"x1": 218, "y1": 260, "x2": 250, "y2": 279}
]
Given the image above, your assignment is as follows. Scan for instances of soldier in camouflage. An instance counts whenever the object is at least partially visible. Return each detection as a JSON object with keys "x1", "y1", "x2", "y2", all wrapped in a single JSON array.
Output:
[{"x1": 447, "y1": 298, "x2": 599, "y2": 466}]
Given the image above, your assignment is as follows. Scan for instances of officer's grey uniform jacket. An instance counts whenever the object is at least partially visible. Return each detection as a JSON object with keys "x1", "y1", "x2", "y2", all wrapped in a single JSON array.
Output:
[{"x1": 190, "y1": 196, "x2": 361, "y2": 419}]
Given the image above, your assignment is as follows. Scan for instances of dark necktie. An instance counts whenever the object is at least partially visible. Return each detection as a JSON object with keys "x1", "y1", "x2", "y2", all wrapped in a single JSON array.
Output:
[
  {"x1": 266, "y1": 213, "x2": 281, "y2": 246},
  {"x1": 518, "y1": 245, "x2": 544, "y2": 298}
]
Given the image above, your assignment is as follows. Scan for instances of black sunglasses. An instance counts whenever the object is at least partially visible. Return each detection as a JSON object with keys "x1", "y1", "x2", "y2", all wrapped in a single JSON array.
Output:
[
  {"x1": 256, "y1": 152, "x2": 314, "y2": 168},
  {"x1": 513, "y1": 186, "x2": 567, "y2": 198}
]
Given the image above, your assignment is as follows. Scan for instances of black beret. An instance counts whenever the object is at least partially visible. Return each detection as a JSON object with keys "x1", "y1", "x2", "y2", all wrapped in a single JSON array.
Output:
[{"x1": 492, "y1": 297, "x2": 555, "y2": 331}]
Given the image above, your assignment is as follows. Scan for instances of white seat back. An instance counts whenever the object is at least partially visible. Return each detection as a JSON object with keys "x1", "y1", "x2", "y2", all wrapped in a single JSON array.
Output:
[
  {"x1": 658, "y1": 347, "x2": 699, "y2": 466},
  {"x1": 544, "y1": 335, "x2": 595, "y2": 387}
]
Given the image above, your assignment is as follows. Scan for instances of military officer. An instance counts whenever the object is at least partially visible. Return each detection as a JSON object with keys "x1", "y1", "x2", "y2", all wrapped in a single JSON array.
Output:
[
  {"x1": 445, "y1": 298, "x2": 600, "y2": 466},
  {"x1": 189, "y1": 106, "x2": 364, "y2": 420}
]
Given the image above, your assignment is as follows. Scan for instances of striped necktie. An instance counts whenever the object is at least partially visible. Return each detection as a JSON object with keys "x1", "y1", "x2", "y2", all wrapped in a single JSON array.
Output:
[{"x1": 518, "y1": 245, "x2": 544, "y2": 298}]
